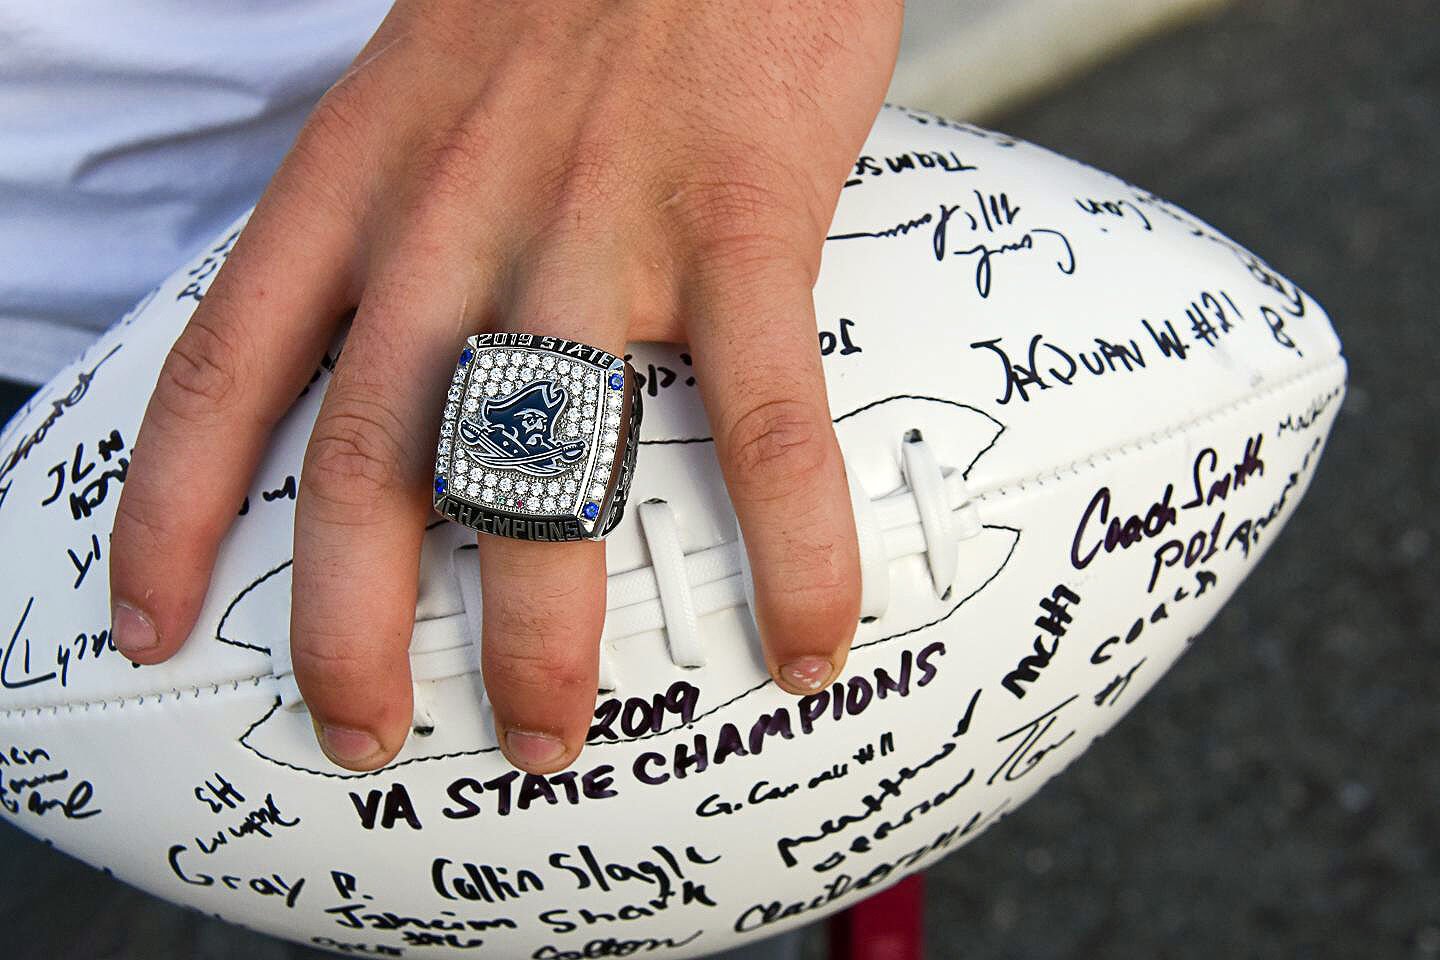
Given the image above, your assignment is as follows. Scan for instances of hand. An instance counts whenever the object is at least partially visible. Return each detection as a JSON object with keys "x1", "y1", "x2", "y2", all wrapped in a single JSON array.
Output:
[{"x1": 108, "y1": 0, "x2": 903, "y2": 773}]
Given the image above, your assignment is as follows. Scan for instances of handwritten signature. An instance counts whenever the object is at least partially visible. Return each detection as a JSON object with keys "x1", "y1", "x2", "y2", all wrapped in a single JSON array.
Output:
[
  {"x1": 0, "y1": 345, "x2": 122, "y2": 503},
  {"x1": 0, "y1": 745, "x2": 101, "y2": 820},
  {"x1": 987, "y1": 696, "x2": 1078, "y2": 785},
  {"x1": 827, "y1": 193, "x2": 1076, "y2": 299}
]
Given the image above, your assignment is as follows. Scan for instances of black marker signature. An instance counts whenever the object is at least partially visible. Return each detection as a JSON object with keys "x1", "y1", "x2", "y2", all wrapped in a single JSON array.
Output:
[
  {"x1": 0, "y1": 344, "x2": 122, "y2": 503},
  {"x1": 987, "y1": 696, "x2": 1078, "y2": 785},
  {"x1": 3, "y1": 597, "x2": 55, "y2": 690},
  {"x1": 953, "y1": 229, "x2": 1076, "y2": 299}
]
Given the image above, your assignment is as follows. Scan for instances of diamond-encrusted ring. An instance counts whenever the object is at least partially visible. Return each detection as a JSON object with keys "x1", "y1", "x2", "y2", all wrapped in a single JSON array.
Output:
[{"x1": 432, "y1": 332, "x2": 642, "y2": 542}]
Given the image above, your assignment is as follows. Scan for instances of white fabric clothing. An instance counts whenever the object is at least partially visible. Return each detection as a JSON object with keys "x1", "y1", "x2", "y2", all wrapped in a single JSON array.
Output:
[{"x1": 0, "y1": 1, "x2": 392, "y2": 385}]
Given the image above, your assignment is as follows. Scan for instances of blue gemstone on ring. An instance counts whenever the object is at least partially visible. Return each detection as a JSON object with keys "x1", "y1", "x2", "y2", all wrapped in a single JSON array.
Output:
[
  {"x1": 435, "y1": 476, "x2": 447, "y2": 495},
  {"x1": 608, "y1": 372, "x2": 624, "y2": 390},
  {"x1": 582, "y1": 502, "x2": 600, "y2": 520},
  {"x1": 458, "y1": 348, "x2": 473, "y2": 367}
]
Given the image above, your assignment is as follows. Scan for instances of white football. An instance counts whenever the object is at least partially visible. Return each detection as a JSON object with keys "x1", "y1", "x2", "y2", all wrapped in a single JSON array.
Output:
[{"x1": 0, "y1": 104, "x2": 1345, "y2": 958}]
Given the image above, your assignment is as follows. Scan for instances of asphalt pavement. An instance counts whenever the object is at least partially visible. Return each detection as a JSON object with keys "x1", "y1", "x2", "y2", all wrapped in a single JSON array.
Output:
[
  {"x1": 916, "y1": 0, "x2": 1439, "y2": 956},
  {"x1": 1, "y1": 0, "x2": 1435, "y2": 956}
]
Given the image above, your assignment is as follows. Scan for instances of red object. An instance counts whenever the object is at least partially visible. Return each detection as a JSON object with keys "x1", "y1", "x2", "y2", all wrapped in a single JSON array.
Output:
[{"x1": 828, "y1": 874, "x2": 925, "y2": 960}]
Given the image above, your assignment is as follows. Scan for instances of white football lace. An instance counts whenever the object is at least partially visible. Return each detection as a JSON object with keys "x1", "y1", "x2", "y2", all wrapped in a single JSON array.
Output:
[{"x1": 271, "y1": 434, "x2": 982, "y2": 718}]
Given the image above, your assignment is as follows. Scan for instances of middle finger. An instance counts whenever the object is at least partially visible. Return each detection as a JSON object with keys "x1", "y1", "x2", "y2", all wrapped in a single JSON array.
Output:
[
  {"x1": 291, "y1": 245, "x2": 478, "y2": 771},
  {"x1": 475, "y1": 234, "x2": 636, "y2": 775}
]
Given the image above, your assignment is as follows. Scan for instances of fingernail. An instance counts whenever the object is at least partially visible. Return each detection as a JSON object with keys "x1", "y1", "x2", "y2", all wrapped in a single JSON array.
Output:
[
  {"x1": 315, "y1": 722, "x2": 382, "y2": 767},
  {"x1": 780, "y1": 657, "x2": 834, "y2": 692},
  {"x1": 111, "y1": 602, "x2": 159, "y2": 656},
  {"x1": 506, "y1": 730, "x2": 565, "y2": 768}
]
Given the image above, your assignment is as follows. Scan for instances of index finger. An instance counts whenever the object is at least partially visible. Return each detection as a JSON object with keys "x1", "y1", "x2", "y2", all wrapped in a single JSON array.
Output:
[{"x1": 107, "y1": 176, "x2": 360, "y2": 664}]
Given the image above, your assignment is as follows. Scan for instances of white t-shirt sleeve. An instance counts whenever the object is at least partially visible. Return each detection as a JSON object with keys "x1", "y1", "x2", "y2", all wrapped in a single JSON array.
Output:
[{"x1": 0, "y1": 1, "x2": 392, "y2": 385}]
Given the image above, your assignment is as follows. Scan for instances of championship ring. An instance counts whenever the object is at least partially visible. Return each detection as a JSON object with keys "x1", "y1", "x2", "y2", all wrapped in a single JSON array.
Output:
[{"x1": 432, "y1": 333, "x2": 641, "y2": 542}]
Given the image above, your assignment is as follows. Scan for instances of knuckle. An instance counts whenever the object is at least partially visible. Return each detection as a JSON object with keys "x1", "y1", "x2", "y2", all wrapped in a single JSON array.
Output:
[
  {"x1": 110, "y1": 484, "x2": 161, "y2": 551},
  {"x1": 302, "y1": 397, "x2": 410, "y2": 513},
  {"x1": 724, "y1": 398, "x2": 834, "y2": 503},
  {"x1": 484, "y1": 590, "x2": 599, "y2": 700},
  {"x1": 486, "y1": 638, "x2": 595, "y2": 702},
  {"x1": 413, "y1": 109, "x2": 498, "y2": 208},
  {"x1": 767, "y1": 563, "x2": 861, "y2": 643},
  {"x1": 290, "y1": 634, "x2": 391, "y2": 699},
  {"x1": 541, "y1": 134, "x2": 628, "y2": 225},
  {"x1": 111, "y1": 479, "x2": 191, "y2": 558},
  {"x1": 272, "y1": 97, "x2": 368, "y2": 228},
  {"x1": 291, "y1": 633, "x2": 368, "y2": 681},
  {"x1": 686, "y1": 181, "x2": 790, "y2": 254},
  {"x1": 153, "y1": 312, "x2": 247, "y2": 425},
  {"x1": 672, "y1": 153, "x2": 815, "y2": 273},
  {"x1": 296, "y1": 84, "x2": 372, "y2": 164}
]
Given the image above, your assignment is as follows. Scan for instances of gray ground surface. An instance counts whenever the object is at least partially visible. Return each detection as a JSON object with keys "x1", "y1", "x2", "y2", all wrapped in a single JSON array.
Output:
[
  {"x1": 1, "y1": 0, "x2": 1435, "y2": 956},
  {"x1": 920, "y1": 0, "x2": 1440, "y2": 957}
]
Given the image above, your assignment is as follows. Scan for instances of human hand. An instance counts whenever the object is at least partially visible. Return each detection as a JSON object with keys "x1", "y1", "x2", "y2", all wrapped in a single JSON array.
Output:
[{"x1": 108, "y1": 0, "x2": 904, "y2": 774}]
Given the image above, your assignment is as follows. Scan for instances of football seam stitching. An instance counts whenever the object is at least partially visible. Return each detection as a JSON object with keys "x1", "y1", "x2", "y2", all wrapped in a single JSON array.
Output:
[
  {"x1": 0, "y1": 676, "x2": 269, "y2": 721},
  {"x1": 0, "y1": 355, "x2": 1346, "y2": 720},
  {"x1": 969, "y1": 357, "x2": 1346, "y2": 501}
]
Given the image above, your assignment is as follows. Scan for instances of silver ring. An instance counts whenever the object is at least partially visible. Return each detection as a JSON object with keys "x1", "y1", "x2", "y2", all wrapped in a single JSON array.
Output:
[{"x1": 432, "y1": 332, "x2": 641, "y2": 542}]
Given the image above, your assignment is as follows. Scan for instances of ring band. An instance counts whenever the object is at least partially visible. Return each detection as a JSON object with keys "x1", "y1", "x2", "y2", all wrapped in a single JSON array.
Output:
[{"x1": 432, "y1": 332, "x2": 642, "y2": 542}]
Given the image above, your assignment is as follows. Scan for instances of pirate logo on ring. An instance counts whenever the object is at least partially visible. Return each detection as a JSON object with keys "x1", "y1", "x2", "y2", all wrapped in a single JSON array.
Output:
[{"x1": 458, "y1": 380, "x2": 586, "y2": 477}]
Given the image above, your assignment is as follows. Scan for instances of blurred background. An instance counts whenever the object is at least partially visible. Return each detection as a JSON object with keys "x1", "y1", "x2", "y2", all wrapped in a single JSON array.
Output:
[{"x1": 2, "y1": 0, "x2": 1436, "y2": 955}]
